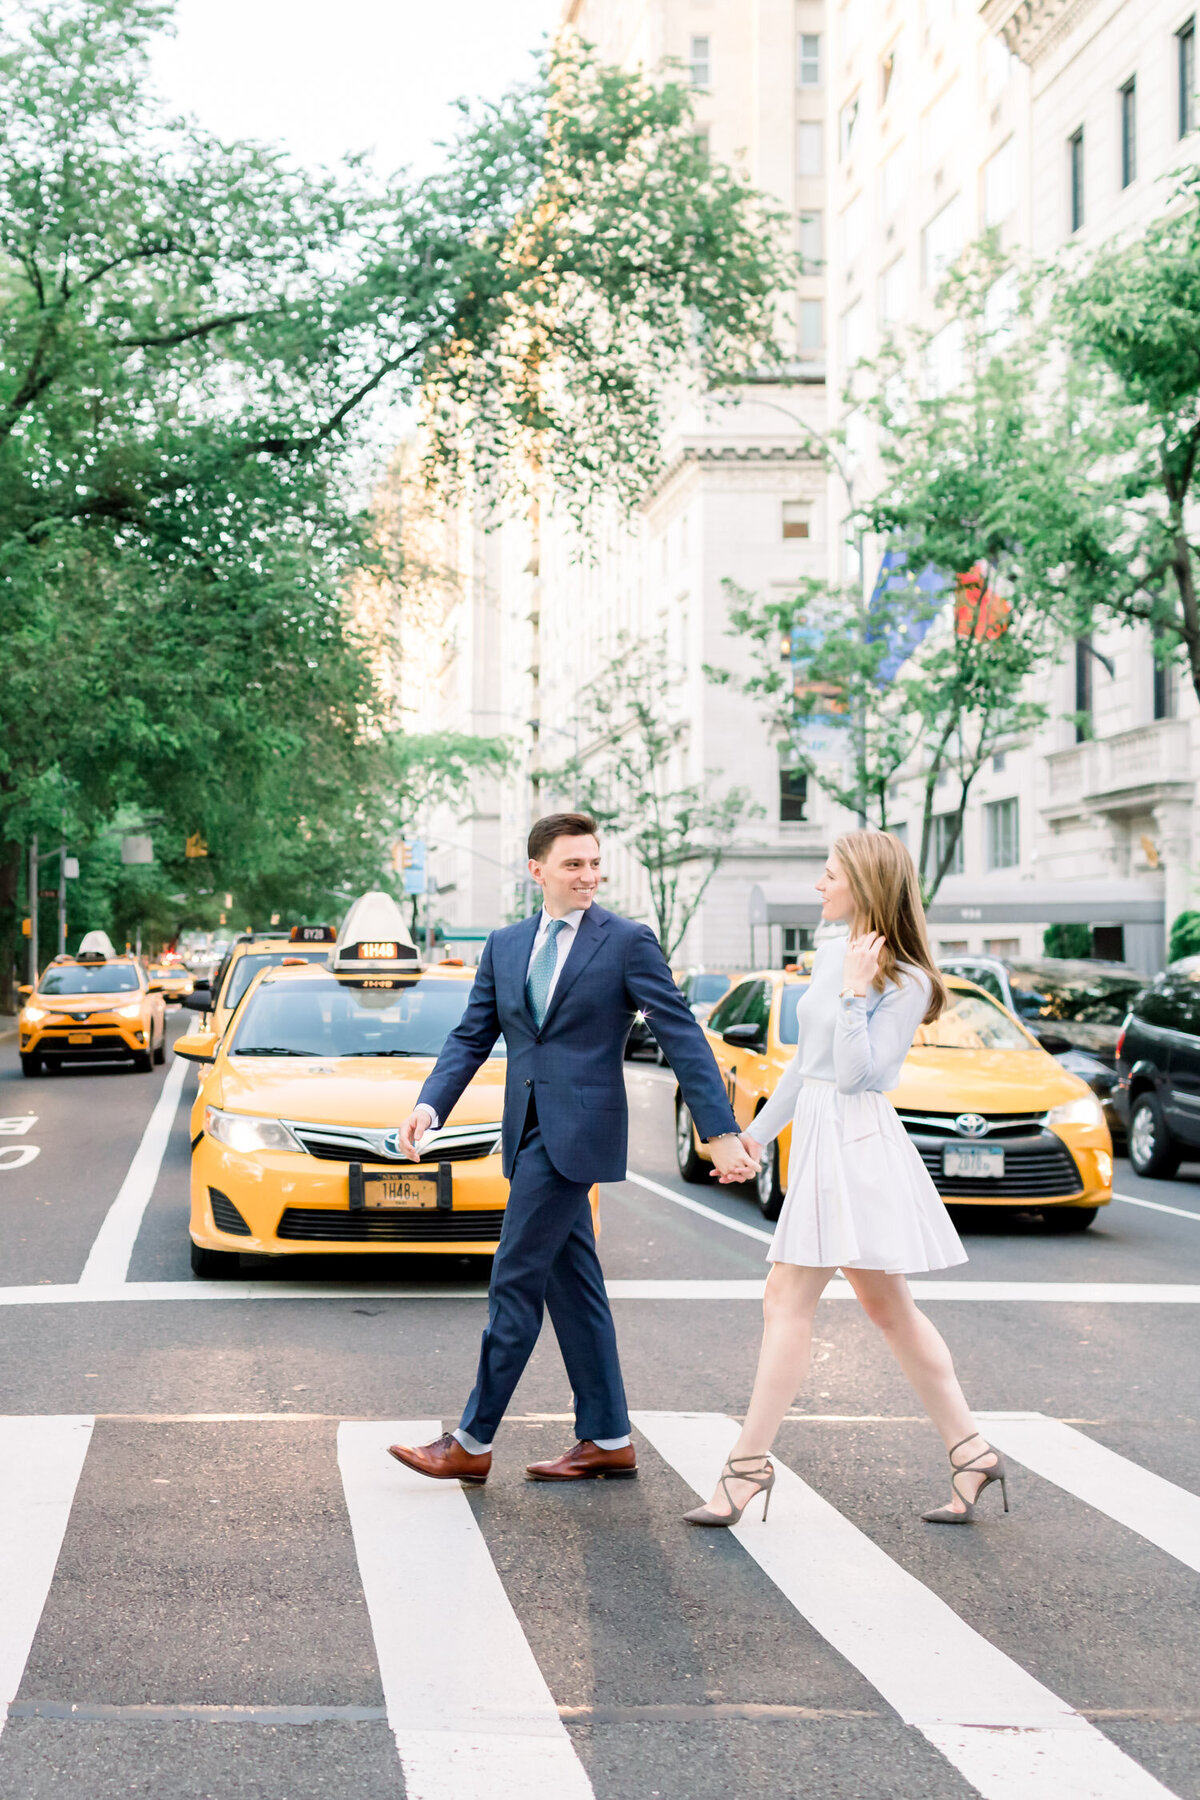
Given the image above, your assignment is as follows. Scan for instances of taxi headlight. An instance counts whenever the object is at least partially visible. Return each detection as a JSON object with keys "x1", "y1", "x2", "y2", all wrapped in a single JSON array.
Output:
[
  {"x1": 116, "y1": 1002, "x2": 143, "y2": 1019},
  {"x1": 21, "y1": 1004, "x2": 48, "y2": 1023},
  {"x1": 1045, "y1": 1095, "x2": 1105, "y2": 1130},
  {"x1": 204, "y1": 1106, "x2": 303, "y2": 1154}
]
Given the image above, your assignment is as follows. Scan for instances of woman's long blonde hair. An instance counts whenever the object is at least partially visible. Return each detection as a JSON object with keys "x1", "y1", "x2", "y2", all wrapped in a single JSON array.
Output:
[{"x1": 833, "y1": 829, "x2": 947, "y2": 1024}]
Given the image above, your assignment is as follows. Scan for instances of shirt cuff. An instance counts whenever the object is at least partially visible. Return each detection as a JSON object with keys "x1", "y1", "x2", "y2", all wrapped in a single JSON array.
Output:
[{"x1": 415, "y1": 1103, "x2": 439, "y2": 1131}]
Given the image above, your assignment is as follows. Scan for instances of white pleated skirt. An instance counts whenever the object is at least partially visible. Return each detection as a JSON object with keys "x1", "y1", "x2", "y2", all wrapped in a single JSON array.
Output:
[{"x1": 767, "y1": 1079, "x2": 968, "y2": 1274}]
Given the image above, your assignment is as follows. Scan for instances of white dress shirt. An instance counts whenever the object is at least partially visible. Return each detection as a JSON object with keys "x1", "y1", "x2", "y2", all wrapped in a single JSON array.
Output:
[{"x1": 415, "y1": 908, "x2": 586, "y2": 1134}]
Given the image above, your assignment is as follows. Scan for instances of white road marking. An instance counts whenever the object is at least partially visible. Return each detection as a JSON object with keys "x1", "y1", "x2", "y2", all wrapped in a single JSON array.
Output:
[
  {"x1": 337, "y1": 1421, "x2": 594, "y2": 1800},
  {"x1": 624, "y1": 1170, "x2": 774, "y2": 1244},
  {"x1": 77, "y1": 1057, "x2": 189, "y2": 1289},
  {"x1": 1113, "y1": 1192, "x2": 1200, "y2": 1223},
  {"x1": 0, "y1": 1116, "x2": 37, "y2": 1134},
  {"x1": 981, "y1": 1412, "x2": 1200, "y2": 1576},
  {"x1": 7, "y1": 1277, "x2": 1200, "y2": 1308},
  {"x1": 0, "y1": 1416, "x2": 93, "y2": 1746},
  {"x1": 634, "y1": 1411, "x2": 1175, "y2": 1800},
  {"x1": 0, "y1": 1145, "x2": 39, "y2": 1169}
]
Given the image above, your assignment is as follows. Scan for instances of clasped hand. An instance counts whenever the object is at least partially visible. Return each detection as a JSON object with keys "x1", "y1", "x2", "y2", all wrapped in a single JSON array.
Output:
[{"x1": 709, "y1": 1132, "x2": 762, "y2": 1184}]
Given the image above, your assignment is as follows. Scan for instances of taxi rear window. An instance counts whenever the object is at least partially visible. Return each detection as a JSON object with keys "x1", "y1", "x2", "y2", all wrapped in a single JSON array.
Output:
[
  {"x1": 223, "y1": 948, "x2": 329, "y2": 1010},
  {"x1": 39, "y1": 964, "x2": 140, "y2": 995},
  {"x1": 229, "y1": 977, "x2": 504, "y2": 1059}
]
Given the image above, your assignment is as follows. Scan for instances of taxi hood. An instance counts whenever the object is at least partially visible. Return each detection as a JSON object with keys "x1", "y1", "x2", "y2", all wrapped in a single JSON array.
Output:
[
  {"x1": 891, "y1": 1047, "x2": 1091, "y2": 1112},
  {"x1": 213, "y1": 1054, "x2": 505, "y2": 1126}
]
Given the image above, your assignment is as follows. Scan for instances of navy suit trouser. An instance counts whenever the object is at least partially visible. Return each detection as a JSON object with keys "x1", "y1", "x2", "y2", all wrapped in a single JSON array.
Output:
[{"x1": 458, "y1": 1101, "x2": 630, "y2": 1446}]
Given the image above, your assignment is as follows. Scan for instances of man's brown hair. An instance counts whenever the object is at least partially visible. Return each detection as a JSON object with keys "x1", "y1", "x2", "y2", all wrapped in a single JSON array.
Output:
[{"x1": 527, "y1": 812, "x2": 600, "y2": 862}]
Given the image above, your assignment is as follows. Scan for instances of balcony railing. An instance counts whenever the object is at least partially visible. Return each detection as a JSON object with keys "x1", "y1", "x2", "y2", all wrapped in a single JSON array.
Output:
[{"x1": 1043, "y1": 720, "x2": 1193, "y2": 814}]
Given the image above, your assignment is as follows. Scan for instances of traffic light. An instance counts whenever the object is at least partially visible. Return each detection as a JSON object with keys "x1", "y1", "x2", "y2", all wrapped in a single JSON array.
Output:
[{"x1": 393, "y1": 841, "x2": 413, "y2": 872}]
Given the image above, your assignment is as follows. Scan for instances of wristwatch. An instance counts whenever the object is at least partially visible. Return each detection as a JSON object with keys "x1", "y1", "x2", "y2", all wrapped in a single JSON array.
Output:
[{"x1": 839, "y1": 985, "x2": 866, "y2": 999}]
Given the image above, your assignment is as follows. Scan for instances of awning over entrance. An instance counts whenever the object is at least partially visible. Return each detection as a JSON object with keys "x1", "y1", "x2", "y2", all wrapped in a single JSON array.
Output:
[{"x1": 749, "y1": 877, "x2": 1165, "y2": 929}]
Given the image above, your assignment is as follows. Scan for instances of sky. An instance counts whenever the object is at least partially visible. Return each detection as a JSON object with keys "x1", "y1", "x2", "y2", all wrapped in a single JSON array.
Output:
[{"x1": 150, "y1": 0, "x2": 563, "y2": 181}]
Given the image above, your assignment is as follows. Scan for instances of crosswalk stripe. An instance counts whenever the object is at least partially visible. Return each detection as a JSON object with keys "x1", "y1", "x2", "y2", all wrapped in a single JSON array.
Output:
[
  {"x1": 633, "y1": 1411, "x2": 1176, "y2": 1800},
  {"x1": 0, "y1": 1416, "x2": 93, "y2": 1744},
  {"x1": 981, "y1": 1412, "x2": 1200, "y2": 1576},
  {"x1": 337, "y1": 1421, "x2": 594, "y2": 1800}
]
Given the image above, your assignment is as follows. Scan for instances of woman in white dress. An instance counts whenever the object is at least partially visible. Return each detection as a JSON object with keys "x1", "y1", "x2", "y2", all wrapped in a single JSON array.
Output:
[{"x1": 684, "y1": 830, "x2": 1009, "y2": 1529}]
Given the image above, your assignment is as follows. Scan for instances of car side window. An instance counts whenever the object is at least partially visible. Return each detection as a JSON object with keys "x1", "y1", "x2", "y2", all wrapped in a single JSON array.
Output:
[
  {"x1": 1138, "y1": 975, "x2": 1200, "y2": 1035},
  {"x1": 707, "y1": 981, "x2": 754, "y2": 1032},
  {"x1": 970, "y1": 967, "x2": 1005, "y2": 1004},
  {"x1": 737, "y1": 981, "x2": 771, "y2": 1040}
]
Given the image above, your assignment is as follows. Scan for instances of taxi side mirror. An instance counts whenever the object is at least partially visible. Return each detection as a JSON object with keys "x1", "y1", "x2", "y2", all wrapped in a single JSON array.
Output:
[
  {"x1": 723, "y1": 1022, "x2": 766, "y2": 1050},
  {"x1": 174, "y1": 1031, "x2": 218, "y2": 1064},
  {"x1": 148, "y1": 982, "x2": 164, "y2": 994},
  {"x1": 18, "y1": 984, "x2": 31, "y2": 999},
  {"x1": 191, "y1": 976, "x2": 211, "y2": 992},
  {"x1": 181, "y1": 990, "x2": 211, "y2": 1012}
]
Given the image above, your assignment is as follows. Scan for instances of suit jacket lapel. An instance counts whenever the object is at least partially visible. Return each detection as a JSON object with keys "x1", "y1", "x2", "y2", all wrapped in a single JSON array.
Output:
[
  {"x1": 540, "y1": 906, "x2": 609, "y2": 1030},
  {"x1": 506, "y1": 912, "x2": 541, "y2": 1018}
]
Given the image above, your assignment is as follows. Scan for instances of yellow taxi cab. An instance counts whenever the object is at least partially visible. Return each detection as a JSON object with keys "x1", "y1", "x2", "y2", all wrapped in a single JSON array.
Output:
[
  {"x1": 676, "y1": 967, "x2": 1113, "y2": 1232},
  {"x1": 148, "y1": 960, "x2": 194, "y2": 1002},
  {"x1": 17, "y1": 931, "x2": 168, "y2": 1077},
  {"x1": 175, "y1": 892, "x2": 599, "y2": 1276},
  {"x1": 180, "y1": 924, "x2": 339, "y2": 1039}
]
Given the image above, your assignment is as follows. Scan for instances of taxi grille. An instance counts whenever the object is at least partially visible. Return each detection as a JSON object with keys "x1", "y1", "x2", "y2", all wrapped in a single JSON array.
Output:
[
  {"x1": 294, "y1": 1136, "x2": 492, "y2": 1165},
  {"x1": 912, "y1": 1135, "x2": 1083, "y2": 1199},
  {"x1": 276, "y1": 1207, "x2": 506, "y2": 1243}
]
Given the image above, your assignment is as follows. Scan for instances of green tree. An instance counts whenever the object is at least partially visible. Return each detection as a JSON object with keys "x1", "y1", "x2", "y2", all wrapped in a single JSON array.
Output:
[
  {"x1": 551, "y1": 637, "x2": 758, "y2": 957},
  {"x1": 0, "y1": 1, "x2": 788, "y2": 1004}
]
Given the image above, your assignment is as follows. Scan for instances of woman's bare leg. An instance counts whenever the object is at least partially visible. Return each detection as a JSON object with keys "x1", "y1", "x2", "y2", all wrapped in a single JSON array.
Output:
[
  {"x1": 703, "y1": 1262, "x2": 836, "y2": 1515},
  {"x1": 841, "y1": 1267, "x2": 995, "y2": 1511}
]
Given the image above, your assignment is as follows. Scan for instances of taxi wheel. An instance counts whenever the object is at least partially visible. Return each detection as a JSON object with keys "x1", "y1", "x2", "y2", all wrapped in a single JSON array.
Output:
[
  {"x1": 1042, "y1": 1206, "x2": 1098, "y2": 1232},
  {"x1": 675, "y1": 1100, "x2": 708, "y2": 1184},
  {"x1": 153, "y1": 1035, "x2": 166, "y2": 1066},
  {"x1": 132, "y1": 1050, "x2": 153, "y2": 1072},
  {"x1": 190, "y1": 1240, "x2": 241, "y2": 1278},
  {"x1": 755, "y1": 1138, "x2": 784, "y2": 1221},
  {"x1": 1128, "y1": 1093, "x2": 1180, "y2": 1180},
  {"x1": 19, "y1": 1052, "x2": 42, "y2": 1078}
]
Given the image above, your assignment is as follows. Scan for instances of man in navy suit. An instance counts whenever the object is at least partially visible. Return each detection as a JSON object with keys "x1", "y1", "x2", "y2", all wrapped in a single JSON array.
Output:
[{"x1": 388, "y1": 813, "x2": 756, "y2": 1485}]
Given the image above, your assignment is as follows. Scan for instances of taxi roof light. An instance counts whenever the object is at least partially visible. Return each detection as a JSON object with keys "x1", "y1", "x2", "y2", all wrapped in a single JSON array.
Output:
[
  {"x1": 332, "y1": 890, "x2": 420, "y2": 975},
  {"x1": 77, "y1": 929, "x2": 117, "y2": 962}
]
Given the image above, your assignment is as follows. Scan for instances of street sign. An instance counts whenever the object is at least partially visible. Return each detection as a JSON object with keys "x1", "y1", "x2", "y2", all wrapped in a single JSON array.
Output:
[
  {"x1": 63, "y1": 857, "x2": 79, "y2": 879},
  {"x1": 120, "y1": 836, "x2": 153, "y2": 865},
  {"x1": 403, "y1": 837, "x2": 427, "y2": 896}
]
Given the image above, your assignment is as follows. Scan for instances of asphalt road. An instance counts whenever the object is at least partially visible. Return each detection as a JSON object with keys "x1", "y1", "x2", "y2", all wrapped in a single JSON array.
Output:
[{"x1": 2, "y1": 1024, "x2": 1200, "y2": 1800}]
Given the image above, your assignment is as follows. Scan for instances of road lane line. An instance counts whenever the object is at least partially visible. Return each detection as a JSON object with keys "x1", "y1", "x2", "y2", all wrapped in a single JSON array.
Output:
[
  {"x1": 0, "y1": 1416, "x2": 93, "y2": 1747},
  {"x1": 337, "y1": 1421, "x2": 594, "y2": 1800},
  {"x1": 624, "y1": 1171, "x2": 774, "y2": 1243},
  {"x1": 77, "y1": 1057, "x2": 188, "y2": 1290},
  {"x1": 980, "y1": 1412, "x2": 1200, "y2": 1576},
  {"x1": 9, "y1": 1276, "x2": 1200, "y2": 1307},
  {"x1": 1113, "y1": 1192, "x2": 1200, "y2": 1222},
  {"x1": 634, "y1": 1411, "x2": 1175, "y2": 1800}
]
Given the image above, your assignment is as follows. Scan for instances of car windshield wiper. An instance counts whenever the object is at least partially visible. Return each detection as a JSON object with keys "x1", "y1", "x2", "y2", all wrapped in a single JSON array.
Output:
[
  {"x1": 340, "y1": 1049, "x2": 422, "y2": 1057},
  {"x1": 232, "y1": 1046, "x2": 319, "y2": 1057}
]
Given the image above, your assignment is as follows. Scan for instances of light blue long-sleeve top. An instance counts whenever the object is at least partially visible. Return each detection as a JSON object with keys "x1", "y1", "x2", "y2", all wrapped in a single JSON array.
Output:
[{"x1": 750, "y1": 938, "x2": 931, "y2": 1146}]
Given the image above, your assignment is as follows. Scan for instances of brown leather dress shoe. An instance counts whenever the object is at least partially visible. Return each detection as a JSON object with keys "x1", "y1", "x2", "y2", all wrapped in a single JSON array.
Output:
[
  {"x1": 387, "y1": 1432, "x2": 491, "y2": 1484},
  {"x1": 525, "y1": 1440, "x2": 638, "y2": 1481}
]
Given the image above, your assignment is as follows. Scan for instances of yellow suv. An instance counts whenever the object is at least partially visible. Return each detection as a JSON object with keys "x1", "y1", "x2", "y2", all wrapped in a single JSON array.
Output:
[
  {"x1": 177, "y1": 892, "x2": 598, "y2": 1276},
  {"x1": 19, "y1": 940, "x2": 167, "y2": 1076},
  {"x1": 677, "y1": 969, "x2": 1112, "y2": 1232}
]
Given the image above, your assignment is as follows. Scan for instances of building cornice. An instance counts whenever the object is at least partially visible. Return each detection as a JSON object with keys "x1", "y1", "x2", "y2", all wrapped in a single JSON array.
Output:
[
  {"x1": 640, "y1": 440, "x2": 824, "y2": 513},
  {"x1": 979, "y1": 0, "x2": 1104, "y2": 65}
]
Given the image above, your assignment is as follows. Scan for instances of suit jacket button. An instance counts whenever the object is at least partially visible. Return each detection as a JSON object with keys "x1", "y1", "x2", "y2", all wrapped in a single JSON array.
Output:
[{"x1": 524, "y1": 1078, "x2": 531, "y2": 1086}]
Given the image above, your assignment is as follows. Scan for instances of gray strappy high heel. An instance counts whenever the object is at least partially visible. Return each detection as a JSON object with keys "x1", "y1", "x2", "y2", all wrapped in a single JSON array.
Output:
[
  {"x1": 683, "y1": 1454, "x2": 775, "y2": 1527},
  {"x1": 922, "y1": 1434, "x2": 1010, "y2": 1524}
]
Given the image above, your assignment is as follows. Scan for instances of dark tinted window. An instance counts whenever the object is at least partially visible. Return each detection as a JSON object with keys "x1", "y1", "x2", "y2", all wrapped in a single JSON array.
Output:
[
  {"x1": 1137, "y1": 973, "x2": 1200, "y2": 1035},
  {"x1": 707, "y1": 981, "x2": 755, "y2": 1032},
  {"x1": 1007, "y1": 965, "x2": 1143, "y2": 1025},
  {"x1": 39, "y1": 963, "x2": 141, "y2": 995},
  {"x1": 223, "y1": 947, "x2": 330, "y2": 1010},
  {"x1": 736, "y1": 982, "x2": 771, "y2": 1038}
]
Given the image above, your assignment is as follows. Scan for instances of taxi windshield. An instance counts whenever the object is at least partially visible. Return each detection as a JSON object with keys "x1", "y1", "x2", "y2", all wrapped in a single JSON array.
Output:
[
  {"x1": 1006, "y1": 966, "x2": 1142, "y2": 1025},
  {"x1": 229, "y1": 976, "x2": 503, "y2": 1059},
  {"x1": 912, "y1": 992, "x2": 1035, "y2": 1051},
  {"x1": 223, "y1": 948, "x2": 330, "y2": 1010},
  {"x1": 690, "y1": 974, "x2": 731, "y2": 1002},
  {"x1": 38, "y1": 964, "x2": 141, "y2": 995}
]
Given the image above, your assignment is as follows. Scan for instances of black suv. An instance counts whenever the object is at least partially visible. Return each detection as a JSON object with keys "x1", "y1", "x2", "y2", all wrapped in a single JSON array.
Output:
[{"x1": 1114, "y1": 960, "x2": 1200, "y2": 1177}]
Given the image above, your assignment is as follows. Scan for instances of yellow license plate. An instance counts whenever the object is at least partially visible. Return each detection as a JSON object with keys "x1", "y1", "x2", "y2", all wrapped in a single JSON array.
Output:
[
  {"x1": 68, "y1": 1032, "x2": 93, "y2": 1045},
  {"x1": 363, "y1": 1172, "x2": 439, "y2": 1210}
]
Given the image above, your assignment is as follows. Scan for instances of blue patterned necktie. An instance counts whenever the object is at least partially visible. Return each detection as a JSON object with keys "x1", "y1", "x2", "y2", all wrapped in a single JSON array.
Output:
[{"x1": 526, "y1": 918, "x2": 566, "y2": 1027}]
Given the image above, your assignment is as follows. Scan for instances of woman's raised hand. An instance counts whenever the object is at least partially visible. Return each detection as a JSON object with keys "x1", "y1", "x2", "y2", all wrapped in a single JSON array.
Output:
[{"x1": 843, "y1": 931, "x2": 885, "y2": 994}]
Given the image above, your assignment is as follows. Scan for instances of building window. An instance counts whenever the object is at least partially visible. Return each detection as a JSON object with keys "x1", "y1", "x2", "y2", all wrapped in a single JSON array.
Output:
[
  {"x1": 841, "y1": 194, "x2": 866, "y2": 264},
  {"x1": 1179, "y1": 19, "x2": 1196, "y2": 138},
  {"x1": 992, "y1": 751, "x2": 1006, "y2": 773},
  {"x1": 798, "y1": 298, "x2": 823, "y2": 351},
  {"x1": 983, "y1": 138, "x2": 1016, "y2": 227},
  {"x1": 782, "y1": 925, "x2": 813, "y2": 965},
  {"x1": 689, "y1": 35, "x2": 711, "y2": 87},
  {"x1": 780, "y1": 764, "x2": 808, "y2": 821},
  {"x1": 985, "y1": 937, "x2": 1021, "y2": 958},
  {"x1": 891, "y1": 821, "x2": 908, "y2": 847},
  {"x1": 1069, "y1": 127, "x2": 1084, "y2": 232},
  {"x1": 839, "y1": 95, "x2": 860, "y2": 162},
  {"x1": 1153, "y1": 638, "x2": 1178, "y2": 719},
  {"x1": 797, "y1": 120, "x2": 823, "y2": 176},
  {"x1": 922, "y1": 193, "x2": 963, "y2": 288},
  {"x1": 924, "y1": 813, "x2": 964, "y2": 882},
  {"x1": 797, "y1": 210, "x2": 823, "y2": 271},
  {"x1": 1120, "y1": 78, "x2": 1137, "y2": 187},
  {"x1": 1074, "y1": 636, "x2": 1093, "y2": 743},
  {"x1": 782, "y1": 501, "x2": 811, "y2": 540},
  {"x1": 880, "y1": 254, "x2": 907, "y2": 325},
  {"x1": 798, "y1": 32, "x2": 821, "y2": 86},
  {"x1": 985, "y1": 798, "x2": 1019, "y2": 870},
  {"x1": 880, "y1": 43, "x2": 898, "y2": 106}
]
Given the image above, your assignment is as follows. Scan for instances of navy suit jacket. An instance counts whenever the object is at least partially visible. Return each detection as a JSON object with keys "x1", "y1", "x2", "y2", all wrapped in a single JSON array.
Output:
[{"x1": 417, "y1": 904, "x2": 739, "y2": 1184}]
